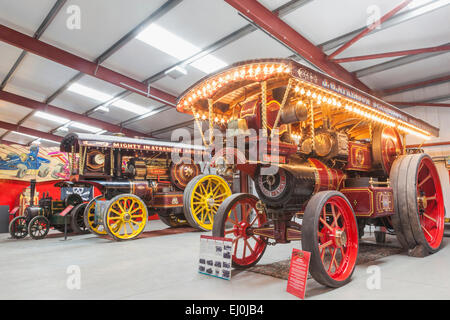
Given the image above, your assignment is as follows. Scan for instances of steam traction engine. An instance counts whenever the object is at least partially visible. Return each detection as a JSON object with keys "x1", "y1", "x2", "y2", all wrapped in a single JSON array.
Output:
[
  {"x1": 177, "y1": 59, "x2": 445, "y2": 288},
  {"x1": 60, "y1": 133, "x2": 206, "y2": 240}
]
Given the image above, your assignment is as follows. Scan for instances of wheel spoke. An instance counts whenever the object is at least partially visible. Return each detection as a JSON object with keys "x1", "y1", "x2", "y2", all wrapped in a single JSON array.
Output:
[
  {"x1": 319, "y1": 240, "x2": 333, "y2": 251},
  {"x1": 421, "y1": 225, "x2": 433, "y2": 239},
  {"x1": 319, "y1": 217, "x2": 333, "y2": 232},
  {"x1": 423, "y1": 213, "x2": 437, "y2": 223},
  {"x1": 328, "y1": 248, "x2": 337, "y2": 273},
  {"x1": 418, "y1": 174, "x2": 432, "y2": 188}
]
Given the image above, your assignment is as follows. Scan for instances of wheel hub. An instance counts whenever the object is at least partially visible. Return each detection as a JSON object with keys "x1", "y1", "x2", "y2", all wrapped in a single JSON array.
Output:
[
  {"x1": 206, "y1": 196, "x2": 215, "y2": 208},
  {"x1": 123, "y1": 213, "x2": 131, "y2": 222},
  {"x1": 417, "y1": 194, "x2": 428, "y2": 210},
  {"x1": 233, "y1": 222, "x2": 249, "y2": 238},
  {"x1": 334, "y1": 229, "x2": 347, "y2": 247}
]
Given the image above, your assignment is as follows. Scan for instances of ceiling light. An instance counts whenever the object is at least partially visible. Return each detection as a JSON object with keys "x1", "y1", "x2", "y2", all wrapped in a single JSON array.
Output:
[
  {"x1": 34, "y1": 111, "x2": 70, "y2": 124},
  {"x1": 11, "y1": 131, "x2": 38, "y2": 139},
  {"x1": 137, "y1": 24, "x2": 228, "y2": 74},
  {"x1": 191, "y1": 55, "x2": 228, "y2": 74},
  {"x1": 70, "y1": 122, "x2": 103, "y2": 133},
  {"x1": 68, "y1": 83, "x2": 113, "y2": 101},
  {"x1": 136, "y1": 24, "x2": 199, "y2": 60},
  {"x1": 94, "y1": 105, "x2": 110, "y2": 113},
  {"x1": 112, "y1": 100, "x2": 150, "y2": 115},
  {"x1": 35, "y1": 138, "x2": 60, "y2": 145}
]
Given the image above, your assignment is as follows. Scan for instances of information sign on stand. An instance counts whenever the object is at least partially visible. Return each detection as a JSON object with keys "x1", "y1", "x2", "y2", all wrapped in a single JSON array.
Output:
[
  {"x1": 286, "y1": 249, "x2": 311, "y2": 299},
  {"x1": 198, "y1": 235, "x2": 233, "y2": 280}
]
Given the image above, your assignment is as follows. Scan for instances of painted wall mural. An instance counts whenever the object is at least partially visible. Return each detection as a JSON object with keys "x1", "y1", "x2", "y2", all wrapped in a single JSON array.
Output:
[{"x1": 0, "y1": 144, "x2": 69, "y2": 181}]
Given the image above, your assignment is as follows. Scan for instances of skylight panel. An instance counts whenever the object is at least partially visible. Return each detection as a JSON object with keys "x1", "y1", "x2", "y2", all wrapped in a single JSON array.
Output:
[
  {"x1": 136, "y1": 24, "x2": 228, "y2": 74},
  {"x1": 190, "y1": 54, "x2": 228, "y2": 74},
  {"x1": 11, "y1": 131, "x2": 38, "y2": 139},
  {"x1": 136, "y1": 24, "x2": 200, "y2": 60},
  {"x1": 68, "y1": 83, "x2": 113, "y2": 101},
  {"x1": 113, "y1": 100, "x2": 150, "y2": 115},
  {"x1": 70, "y1": 122, "x2": 103, "y2": 133},
  {"x1": 34, "y1": 111, "x2": 70, "y2": 124}
]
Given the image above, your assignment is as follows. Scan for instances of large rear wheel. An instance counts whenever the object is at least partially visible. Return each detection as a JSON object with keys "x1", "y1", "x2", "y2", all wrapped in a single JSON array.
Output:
[
  {"x1": 303, "y1": 191, "x2": 359, "y2": 288},
  {"x1": 391, "y1": 154, "x2": 445, "y2": 253},
  {"x1": 183, "y1": 174, "x2": 231, "y2": 231},
  {"x1": 70, "y1": 203, "x2": 89, "y2": 234},
  {"x1": 212, "y1": 193, "x2": 267, "y2": 269}
]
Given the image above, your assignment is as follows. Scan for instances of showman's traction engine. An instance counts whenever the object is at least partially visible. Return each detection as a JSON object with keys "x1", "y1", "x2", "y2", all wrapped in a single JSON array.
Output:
[{"x1": 177, "y1": 58, "x2": 445, "y2": 288}]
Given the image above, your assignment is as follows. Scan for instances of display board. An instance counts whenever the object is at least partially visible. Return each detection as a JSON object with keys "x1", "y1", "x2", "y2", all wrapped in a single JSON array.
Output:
[
  {"x1": 0, "y1": 144, "x2": 69, "y2": 182},
  {"x1": 286, "y1": 249, "x2": 311, "y2": 299},
  {"x1": 198, "y1": 235, "x2": 233, "y2": 280}
]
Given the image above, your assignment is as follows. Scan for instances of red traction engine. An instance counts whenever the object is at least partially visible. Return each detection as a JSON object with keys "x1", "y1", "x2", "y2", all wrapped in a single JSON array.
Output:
[{"x1": 177, "y1": 59, "x2": 445, "y2": 287}]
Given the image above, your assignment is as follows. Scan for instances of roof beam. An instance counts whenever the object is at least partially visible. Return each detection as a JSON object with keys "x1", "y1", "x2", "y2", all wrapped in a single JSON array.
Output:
[
  {"x1": 0, "y1": 120, "x2": 63, "y2": 142},
  {"x1": 224, "y1": 0, "x2": 372, "y2": 93},
  {"x1": 378, "y1": 74, "x2": 450, "y2": 96},
  {"x1": 45, "y1": 0, "x2": 182, "y2": 105},
  {"x1": 328, "y1": 0, "x2": 413, "y2": 59},
  {"x1": 0, "y1": 0, "x2": 67, "y2": 90},
  {"x1": 321, "y1": 0, "x2": 450, "y2": 52},
  {"x1": 0, "y1": 139, "x2": 27, "y2": 146},
  {"x1": 146, "y1": 0, "x2": 312, "y2": 84},
  {"x1": 332, "y1": 44, "x2": 450, "y2": 63},
  {"x1": 354, "y1": 42, "x2": 450, "y2": 78},
  {"x1": 0, "y1": 90, "x2": 148, "y2": 137},
  {"x1": 150, "y1": 119, "x2": 197, "y2": 136},
  {"x1": 89, "y1": 0, "x2": 311, "y2": 123},
  {"x1": 0, "y1": 24, "x2": 177, "y2": 107}
]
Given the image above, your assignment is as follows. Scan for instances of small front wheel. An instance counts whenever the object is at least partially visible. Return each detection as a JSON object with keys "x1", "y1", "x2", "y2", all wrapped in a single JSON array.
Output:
[
  {"x1": 213, "y1": 193, "x2": 267, "y2": 269},
  {"x1": 303, "y1": 191, "x2": 359, "y2": 288},
  {"x1": 103, "y1": 194, "x2": 148, "y2": 241},
  {"x1": 28, "y1": 216, "x2": 50, "y2": 240},
  {"x1": 83, "y1": 196, "x2": 107, "y2": 235},
  {"x1": 9, "y1": 216, "x2": 28, "y2": 239},
  {"x1": 184, "y1": 174, "x2": 232, "y2": 231}
]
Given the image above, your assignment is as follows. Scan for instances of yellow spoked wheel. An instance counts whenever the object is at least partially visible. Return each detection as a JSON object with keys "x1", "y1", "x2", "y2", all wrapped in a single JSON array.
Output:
[
  {"x1": 84, "y1": 196, "x2": 107, "y2": 236},
  {"x1": 183, "y1": 174, "x2": 232, "y2": 231},
  {"x1": 103, "y1": 194, "x2": 148, "y2": 241}
]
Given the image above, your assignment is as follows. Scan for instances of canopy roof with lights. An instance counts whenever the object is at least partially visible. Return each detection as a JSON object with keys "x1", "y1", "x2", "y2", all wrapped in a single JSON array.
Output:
[{"x1": 177, "y1": 59, "x2": 439, "y2": 141}]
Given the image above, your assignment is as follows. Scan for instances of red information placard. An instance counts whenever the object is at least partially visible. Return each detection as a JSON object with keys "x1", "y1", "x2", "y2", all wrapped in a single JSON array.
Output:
[
  {"x1": 286, "y1": 249, "x2": 311, "y2": 299},
  {"x1": 59, "y1": 205, "x2": 74, "y2": 217}
]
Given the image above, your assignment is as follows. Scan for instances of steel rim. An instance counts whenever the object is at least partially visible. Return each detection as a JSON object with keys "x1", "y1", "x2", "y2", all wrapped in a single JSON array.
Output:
[
  {"x1": 223, "y1": 197, "x2": 267, "y2": 267},
  {"x1": 75, "y1": 205, "x2": 87, "y2": 232},
  {"x1": 190, "y1": 175, "x2": 231, "y2": 230},
  {"x1": 416, "y1": 157, "x2": 444, "y2": 249},
  {"x1": 317, "y1": 196, "x2": 358, "y2": 281},
  {"x1": 30, "y1": 217, "x2": 48, "y2": 238},
  {"x1": 105, "y1": 196, "x2": 147, "y2": 240},
  {"x1": 12, "y1": 217, "x2": 27, "y2": 238},
  {"x1": 86, "y1": 199, "x2": 107, "y2": 235}
]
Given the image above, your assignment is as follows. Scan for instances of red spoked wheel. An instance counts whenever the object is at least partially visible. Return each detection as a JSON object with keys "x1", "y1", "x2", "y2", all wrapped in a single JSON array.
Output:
[
  {"x1": 303, "y1": 191, "x2": 359, "y2": 288},
  {"x1": 408, "y1": 154, "x2": 444, "y2": 252},
  {"x1": 391, "y1": 154, "x2": 445, "y2": 253},
  {"x1": 212, "y1": 193, "x2": 267, "y2": 268}
]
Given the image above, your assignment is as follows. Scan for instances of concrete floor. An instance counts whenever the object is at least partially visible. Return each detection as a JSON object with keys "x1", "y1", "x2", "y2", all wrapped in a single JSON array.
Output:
[{"x1": 0, "y1": 221, "x2": 449, "y2": 300}]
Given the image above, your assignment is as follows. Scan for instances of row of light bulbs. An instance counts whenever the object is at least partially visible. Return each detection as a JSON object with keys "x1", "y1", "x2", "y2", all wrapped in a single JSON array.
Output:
[
  {"x1": 194, "y1": 113, "x2": 228, "y2": 125},
  {"x1": 180, "y1": 63, "x2": 291, "y2": 109},
  {"x1": 293, "y1": 82, "x2": 432, "y2": 140}
]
